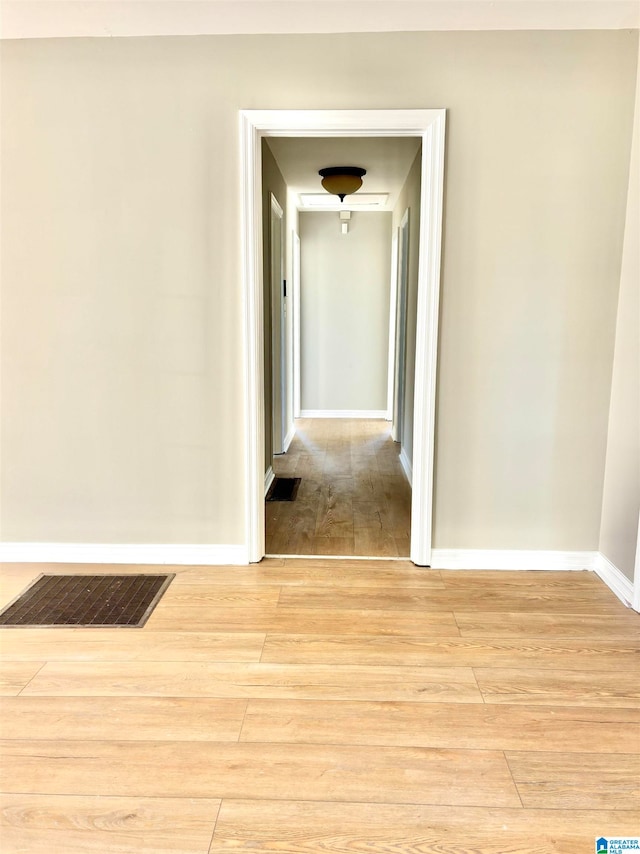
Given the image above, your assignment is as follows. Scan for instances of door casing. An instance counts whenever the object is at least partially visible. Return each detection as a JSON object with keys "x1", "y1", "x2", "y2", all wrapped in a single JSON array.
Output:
[
  {"x1": 292, "y1": 231, "x2": 301, "y2": 419},
  {"x1": 240, "y1": 109, "x2": 446, "y2": 565},
  {"x1": 392, "y1": 208, "x2": 410, "y2": 445},
  {"x1": 386, "y1": 226, "x2": 399, "y2": 422},
  {"x1": 269, "y1": 192, "x2": 285, "y2": 455}
]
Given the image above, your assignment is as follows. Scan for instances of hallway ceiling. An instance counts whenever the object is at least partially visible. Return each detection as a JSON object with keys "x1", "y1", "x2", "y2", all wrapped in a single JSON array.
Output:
[
  {"x1": 266, "y1": 137, "x2": 422, "y2": 212},
  {"x1": 2, "y1": 1, "x2": 637, "y2": 40}
]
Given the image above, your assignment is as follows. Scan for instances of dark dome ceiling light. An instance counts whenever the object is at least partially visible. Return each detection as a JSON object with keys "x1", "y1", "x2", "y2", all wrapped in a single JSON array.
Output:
[{"x1": 318, "y1": 166, "x2": 367, "y2": 202}]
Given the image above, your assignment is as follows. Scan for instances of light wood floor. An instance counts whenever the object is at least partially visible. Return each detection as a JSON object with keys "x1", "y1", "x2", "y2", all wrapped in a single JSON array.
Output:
[
  {"x1": 0, "y1": 559, "x2": 639, "y2": 852},
  {"x1": 266, "y1": 419, "x2": 412, "y2": 557}
]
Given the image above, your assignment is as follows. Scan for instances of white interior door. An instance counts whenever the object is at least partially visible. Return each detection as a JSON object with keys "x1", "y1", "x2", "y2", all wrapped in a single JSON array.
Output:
[
  {"x1": 392, "y1": 208, "x2": 410, "y2": 444},
  {"x1": 270, "y1": 193, "x2": 285, "y2": 455}
]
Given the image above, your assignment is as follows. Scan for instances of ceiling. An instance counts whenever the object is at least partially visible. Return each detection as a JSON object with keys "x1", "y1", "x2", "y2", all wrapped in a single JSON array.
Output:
[
  {"x1": 266, "y1": 137, "x2": 421, "y2": 212},
  {"x1": 2, "y1": 0, "x2": 638, "y2": 40}
]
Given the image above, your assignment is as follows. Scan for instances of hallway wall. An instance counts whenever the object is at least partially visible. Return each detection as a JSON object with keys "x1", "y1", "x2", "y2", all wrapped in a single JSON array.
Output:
[
  {"x1": 0, "y1": 31, "x2": 637, "y2": 551},
  {"x1": 599, "y1": 56, "x2": 640, "y2": 582},
  {"x1": 299, "y1": 211, "x2": 391, "y2": 414}
]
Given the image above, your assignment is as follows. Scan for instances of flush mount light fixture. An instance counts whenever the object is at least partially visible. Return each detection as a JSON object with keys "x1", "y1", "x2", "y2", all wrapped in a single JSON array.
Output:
[{"x1": 318, "y1": 166, "x2": 366, "y2": 202}]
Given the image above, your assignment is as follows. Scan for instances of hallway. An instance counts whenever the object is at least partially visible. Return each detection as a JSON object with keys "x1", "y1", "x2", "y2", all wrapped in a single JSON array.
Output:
[{"x1": 266, "y1": 419, "x2": 411, "y2": 557}]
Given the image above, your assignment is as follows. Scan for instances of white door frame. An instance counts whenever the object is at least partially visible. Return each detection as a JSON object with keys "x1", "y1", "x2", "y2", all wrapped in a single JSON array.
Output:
[
  {"x1": 269, "y1": 192, "x2": 285, "y2": 455},
  {"x1": 292, "y1": 230, "x2": 301, "y2": 419},
  {"x1": 240, "y1": 109, "x2": 446, "y2": 565},
  {"x1": 386, "y1": 226, "x2": 399, "y2": 421},
  {"x1": 633, "y1": 511, "x2": 640, "y2": 612},
  {"x1": 392, "y1": 208, "x2": 410, "y2": 444}
]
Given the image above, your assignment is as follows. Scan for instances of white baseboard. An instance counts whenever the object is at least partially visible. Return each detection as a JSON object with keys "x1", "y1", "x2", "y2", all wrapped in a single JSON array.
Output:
[
  {"x1": 0, "y1": 542, "x2": 250, "y2": 566},
  {"x1": 300, "y1": 409, "x2": 387, "y2": 419},
  {"x1": 283, "y1": 424, "x2": 296, "y2": 452},
  {"x1": 429, "y1": 549, "x2": 636, "y2": 607},
  {"x1": 399, "y1": 447, "x2": 413, "y2": 486},
  {"x1": 594, "y1": 551, "x2": 634, "y2": 608},
  {"x1": 2, "y1": 542, "x2": 634, "y2": 607},
  {"x1": 264, "y1": 466, "x2": 275, "y2": 497},
  {"x1": 430, "y1": 549, "x2": 595, "y2": 572}
]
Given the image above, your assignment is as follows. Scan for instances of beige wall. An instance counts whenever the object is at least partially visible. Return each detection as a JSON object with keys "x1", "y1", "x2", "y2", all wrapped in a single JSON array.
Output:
[
  {"x1": 391, "y1": 149, "x2": 422, "y2": 467},
  {"x1": 299, "y1": 211, "x2": 391, "y2": 412},
  {"x1": 0, "y1": 31, "x2": 637, "y2": 549},
  {"x1": 599, "y1": 57, "x2": 640, "y2": 581}
]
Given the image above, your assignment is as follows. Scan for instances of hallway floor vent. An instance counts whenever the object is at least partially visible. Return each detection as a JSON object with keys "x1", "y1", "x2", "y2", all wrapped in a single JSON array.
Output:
[{"x1": 266, "y1": 477, "x2": 301, "y2": 502}]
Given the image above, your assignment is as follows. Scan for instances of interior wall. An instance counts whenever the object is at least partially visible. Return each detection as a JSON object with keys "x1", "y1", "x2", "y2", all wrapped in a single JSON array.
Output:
[
  {"x1": 0, "y1": 31, "x2": 637, "y2": 549},
  {"x1": 261, "y1": 140, "x2": 288, "y2": 476},
  {"x1": 599, "y1": 57, "x2": 640, "y2": 581},
  {"x1": 299, "y1": 211, "x2": 392, "y2": 413},
  {"x1": 391, "y1": 149, "x2": 422, "y2": 466}
]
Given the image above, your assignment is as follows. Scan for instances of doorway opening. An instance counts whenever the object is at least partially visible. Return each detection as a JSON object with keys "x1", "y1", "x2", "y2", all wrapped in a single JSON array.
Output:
[
  {"x1": 241, "y1": 110, "x2": 446, "y2": 565},
  {"x1": 264, "y1": 161, "x2": 416, "y2": 558}
]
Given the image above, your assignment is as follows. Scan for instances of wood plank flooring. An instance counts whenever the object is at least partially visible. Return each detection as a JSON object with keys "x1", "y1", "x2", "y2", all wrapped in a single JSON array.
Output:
[
  {"x1": 266, "y1": 418, "x2": 411, "y2": 556},
  {"x1": 1, "y1": 559, "x2": 639, "y2": 853}
]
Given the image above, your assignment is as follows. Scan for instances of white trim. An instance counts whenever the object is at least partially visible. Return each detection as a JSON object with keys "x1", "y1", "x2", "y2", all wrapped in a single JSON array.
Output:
[
  {"x1": 292, "y1": 230, "x2": 301, "y2": 419},
  {"x1": 594, "y1": 551, "x2": 635, "y2": 609},
  {"x1": 270, "y1": 194, "x2": 284, "y2": 217},
  {"x1": 2, "y1": 543, "x2": 633, "y2": 604},
  {"x1": 386, "y1": 227, "x2": 399, "y2": 420},
  {"x1": 283, "y1": 423, "x2": 296, "y2": 452},
  {"x1": 264, "y1": 466, "x2": 275, "y2": 497},
  {"x1": 399, "y1": 447, "x2": 413, "y2": 486},
  {"x1": 634, "y1": 510, "x2": 640, "y2": 613},
  {"x1": 299, "y1": 409, "x2": 388, "y2": 419},
  {"x1": 241, "y1": 109, "x2": 446, "y2": 567},
  {"x1": 242, "y1": 109, "x2": 446, "y2": 137},
  {"x1": 392, "y1": 208, "x2": 410, "y2": 444},
  {"x1": 430, "y1": 549, "x2": 595, "y2": 571},
  {"x1": 0, "y1": 543, "x2": 250, "y2": 566},
  {"x1": 240, "y1": 110, "x2": 265, "y2": 563},
  {"x1": 270, "y1": 192, "x2": 286, "y2": 456},
  {"x1": 409, "y1": 112, "x2": 446, "y2": 567}
]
